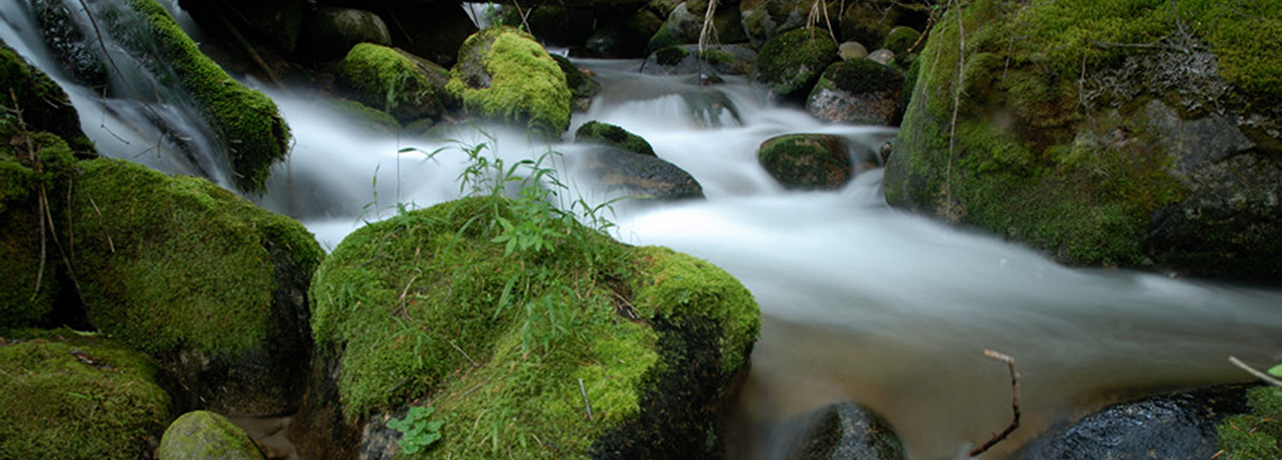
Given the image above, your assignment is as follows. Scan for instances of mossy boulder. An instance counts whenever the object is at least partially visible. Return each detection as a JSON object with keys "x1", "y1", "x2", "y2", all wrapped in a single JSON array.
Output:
[
  {"x1": 296, "y1": 196, "x2": 756, "y2": 458},
  {"x1": 448, "y1": 26, "x2": 573, "y2": 138},
  {"x1": 337, "y1": 43, "x2": 455, "y2": 124},
  {"x1": 0, "y1": 334, "x2": 172, "y2": 460},
  {"x1": 648, "y1": 1, "x2": 748, "y2": 53},
  {"x1": 755, "y1": 28, "x2": 839, "y2": 102},
  {"x1": 158, "y1": 411, "x2": 266, "y2": 460},
  {"x1": 883, "y1": 0, "x2": 1282, "y2": 280},
  {"x1": 99, "y1": 0, "x2": 291, "y2": 192},
  {"x1": 576, "y1": 121, "x2": 657, "y2": 156},
  {"x1": 758, "y1": 133, "x2": 854, "y2": 190},
  {"x1": 300, "y1": 7, "x2": 391, "y2": 62},
  {"x1": 880, "y1": 26, "x2": 920, "y2": 56},
  {"x1": 0, "y1": 41, "x2": 93, "y2": 155},
  {"x1": 643, "y1": 44, "x2": 758, "y2": 76},
  {"x1": 739, "y1": 0, "x2": 819, "y2": 46},
  {"x1": 806, "y1": 59, "x2": 904, "y2": 125},
  {"x1": 578, "y1": 146, "x2": 706, "y2": 200},
  {"x1": 67, "y1": 158, "x2": 323, "y2": 414}
]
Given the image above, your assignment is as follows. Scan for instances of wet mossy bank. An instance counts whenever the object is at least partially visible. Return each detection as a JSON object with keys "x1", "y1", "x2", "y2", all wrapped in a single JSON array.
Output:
[
  {"x1": 296, "y1": 196, "x2": 760, "y2": 459},
  {"x1": 883, "y1": 0, "x2": 1282, "y2": 282}
]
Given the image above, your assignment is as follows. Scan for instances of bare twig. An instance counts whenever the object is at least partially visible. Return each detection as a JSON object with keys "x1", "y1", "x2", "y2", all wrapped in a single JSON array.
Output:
[
  {"x1": 8, "y1": 91, "x2": 50, "y2": 302},
  {"x1": 1229, "y1": 356, "x2": 1282, "y2": 387},
  {"x1": 969, "y1": 349, "x2": 1021, "y2": 458},
  {"x1": 449, "y1": 339, "x2": 480, "y2": 367},
  {"x1": 578, "y1": 378, "x2": 594, "y2": 420},
  {"x1": 944, "y1": 0, "x2": 966, "y2": 215}
]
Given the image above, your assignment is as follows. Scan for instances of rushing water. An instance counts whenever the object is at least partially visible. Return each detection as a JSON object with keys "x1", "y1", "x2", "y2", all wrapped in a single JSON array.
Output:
[{"x1": 6, "y1": 3, "x2": 1282, "y2": 459}]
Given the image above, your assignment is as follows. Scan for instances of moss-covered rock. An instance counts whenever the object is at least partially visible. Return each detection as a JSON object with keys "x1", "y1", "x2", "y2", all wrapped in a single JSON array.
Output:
[
  {"x1": 67, "y1": 158, "x2": 322, "y2": 414},
  {"x1": 448, "y1": 26, "x2": 573, "y2": 137},
  {"x1": 576, "y1": 121, "x2": 657, "y2": 156},
  {"x1": 883, "y1": 0, "x2": 1282, "y2": 279},
  {"x1": 297, "y1": 196, "x2": 756, "y2": 459},
  {"x1": 1216, "y1": 386, "x2": 1282, "y2": 460},
  {"x1": 759, "y1": 133, "x2": 854, "y2": 189},
  {"x1": 806, "y1": 59, "x2": 904, "y2": 125},
  {"x1": 337, "y1": 43, "x2": 455, "y2": 124},
  {"x1": 648, "y1": 1, "x2": 749, "y2": 53},
  {"x1": 0, "y1": 41, "x2": 93, "y2": 155},
  {"x1": 158, "y1": 411, "x2": 266, "y2": 460},
  {"x1": 585, "y1": 9, "x2": 665, "y2": 59},
  {"x1": 880, "y1": 26, "x2": 920, "y2": 56},
  {"x1": 0, "y1": 334, "x2": 172, "y2": 460},
  {"x1": 98, "y1": 0, "x2": 291, "y2": 192},
  {"x1": 755, "y1": 28, "x2": 838, "y2": 102},
  {"x1": 643, "y1": 44, "x2": 758, "y2": 76},
  {"x1": 738, "y1": 0, "x2": 815, "y2": 47},
  {"x1": 552, "y1": 54, "x2": 601, "y2": 112}
]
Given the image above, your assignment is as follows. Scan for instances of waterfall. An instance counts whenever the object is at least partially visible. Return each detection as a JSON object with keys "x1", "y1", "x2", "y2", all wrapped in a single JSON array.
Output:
[{"x1": 4, "y1": 3, "x2": 1281, "y2": 459}]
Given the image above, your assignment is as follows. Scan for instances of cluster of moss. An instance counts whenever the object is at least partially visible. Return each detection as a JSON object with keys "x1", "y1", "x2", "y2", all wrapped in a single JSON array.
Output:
[
  {"x1": 68, "y1": 158, "x2": 322, "y2": 357},
  {"x1": 0, "y1": 42, "x2": 93, "y2": 154},
  {"x1": 311, "y1": 196, "x2": 759, "y2": 458},
  {"x1": 575, "y1": 121, "x2": 657, "y2": 156},
  {"x1": 755, "y1": 27, "x2": 838, "y2": 100},
  {"x1": 1217, "y1": 386, "x2": 1282, "y2": 459},
  {"x1": 0, "y1": 332, "x2": 172, "y2": 459},
  {"x1": 758, "y1": 134, "x2": 853, "y2": 190},
  {"x1": 104, "y1": 0, "x2": 290, "y2": 192},
  {"x1": 882, "y1": 0, "x2": 1282, "y2": 266},
  {"x1": 447, "y1": 27, "x2": 573, "y2": 137},
  {"x1": 338, "y1": 43, "x2": 452, "y2": 123}
]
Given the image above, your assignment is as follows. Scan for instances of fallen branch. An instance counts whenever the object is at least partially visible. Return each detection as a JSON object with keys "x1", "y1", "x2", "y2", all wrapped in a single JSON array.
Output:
[
  {"x1": 1229, "y1": 356, "x2": 1282, "y2": 387},
  {"x1": 578, "y1": 378, "x2": 594, "y2": 421},
  {"x1": 968, "y1": 349, "x2": 1020, "y2": 458}
]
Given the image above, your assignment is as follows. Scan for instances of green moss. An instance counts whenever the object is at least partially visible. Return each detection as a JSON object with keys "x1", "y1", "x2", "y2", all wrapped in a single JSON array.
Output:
[
  {"x1": 68, "y1": 158, "x2": 321, "y2": 357},
  {"x1": 817, "y1": 58, "x2": 902, "y2": 95},
  {"x1": 653, "y1": 46, "x2": 690, "y2": 67},
  {"x1": 756, "y1": 27, "x2": 838, "y2": 100},
  {"x1": 158, "y1": 411, "x2": 265, "y2": 459},
  {"x1": 0, "y1": 41, "x2": 93, "y2": 154},
  {"x1": 881, "y1": 26, "x2": 920, "y2": 55},
  {"x1": 1216, "y1": 387, "x2": 1282, "y2": 459},
  {"x1": 310, "y1": 196, "x2": 759, "y2": 458},
  {"x1": 0, "y1": 335, "x2": 172, "y2": 459},
  {"x1": 447, "y1": 27, "x2": 572, "y2": 137},
  {"x1": 575, "y1": 121, "x2": 657, "y2": 157},
  {"x1": 338, "y1": 43, "x2": 451, "y2": 123},
  {"x1": 758, "y1": 134, "x2": 852, "y2": 190},
  {"x1": 110, "y1": 0, "x2": 290, "y2": 192}
]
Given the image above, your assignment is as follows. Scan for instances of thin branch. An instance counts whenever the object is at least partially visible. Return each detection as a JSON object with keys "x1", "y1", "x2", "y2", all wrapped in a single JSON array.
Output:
[
  {"x1": 578, "y1": 378, "x2": 594, "y2": 421},
  {"x1": 969, "y1": 349, "x2": 1021, "y2": 458},
  {"x1": 1229, "y1": 356, "x2": 1282, "y2": 387},
  {"x1": 449, "y1": 339, "x2": 480, "y2": 367}
]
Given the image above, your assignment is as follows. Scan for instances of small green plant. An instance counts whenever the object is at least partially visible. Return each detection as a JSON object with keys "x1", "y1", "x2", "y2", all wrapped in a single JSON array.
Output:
[{"x1": 387, "y1": 406, "x2": 444, "y2": 455}]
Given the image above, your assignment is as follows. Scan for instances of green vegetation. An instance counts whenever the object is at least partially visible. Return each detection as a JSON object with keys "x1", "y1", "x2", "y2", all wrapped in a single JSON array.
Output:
[
  {"x1": 881, "y1": 0, "x2": 1282, "y2": 266},
  {"x1": 158, "y1": 411, "x2": 265, "y2": 459},
  {"x1": 758, "y1": 134, "x2": 852, "y2": 190},
  {"x1": 1216, "y1": 386, "x2": 1282, "y2": 459},
  {"x1": 68, "y1": 158, "x2": 322, "y2": 357},
  {"x1": 338, "y1": 43, "x2": 453, "y2": 123},
  {"x1": 881, "y1": 26, "x2": 921, "y2": 55},
  {"x1": 103, "y1": 0, "x2": 290, "y2": 192},
  {"x1": 447, "y1": 27, "x2": 573, "y2": 137},
  {"x1": 575, "y1": 121, "x2": 657, "y2": 157},
  {"x1": 387, "y1": 406, "x2": 445, "y2": 454},
  {"x1": 312, "y1": 137, "x2": 758, "y2": 458},
  {"x1": 0, "y1": 333, "x2": 172, "y2": 459},
  {"x1": 0, "y1": 42, "x2": 92, "y2": 154},
  {"x1": 756, "y1": 27, "x2": 839, "y2": 100}
]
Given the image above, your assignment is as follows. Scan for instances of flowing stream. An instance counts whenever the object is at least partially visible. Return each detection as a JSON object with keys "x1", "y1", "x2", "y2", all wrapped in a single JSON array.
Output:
[{"x1": 5, "y1": 3, "x2": 1282, "y2": 459}]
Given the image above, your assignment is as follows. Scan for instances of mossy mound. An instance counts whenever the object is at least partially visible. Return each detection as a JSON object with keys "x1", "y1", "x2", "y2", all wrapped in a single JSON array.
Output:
[
  {"x1": 880, "y1": 26, "x2": 920, "y2": 56},
  {"x1": 448, "y1": 26, "x2": 573, "y2": 138},
  {"x1": 0, "y1": 334, "x2": 172, "y2": 460},
  {"x1": 758, "y1": 133, "x2": 853, "y2": 190},
  {"x1": 304, "y1": 196, "x2": 757, "y2": 458},
  {"x1": 576, "y1": 121, "x2": 657, "y2": 156},
  {"x1": 68, "y1": 158, "x2": 322, "y2": 413},
  {"x1": 755, "y1": 28, "x2": 838, "y2": 102},
  {"x1": 1217, "y1": 386, "x2": 1282, "y2": 459},
  {"x1": 102, "y1": 0, "x2": 290, "y2": 192},
  {"x1": 883, "y1": 0, "x2": 1282, "y2": 278},
  {"x1": 337, "y1": 43, "x2": 454, "y2": 124},
  {"x1": 158, "y1": 411, "x2": 266, "y2": 460}
]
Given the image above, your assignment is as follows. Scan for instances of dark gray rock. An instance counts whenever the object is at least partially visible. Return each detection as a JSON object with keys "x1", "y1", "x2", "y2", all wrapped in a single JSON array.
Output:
[
  {"x1": 774, "y1": 401, "x2": 907, "y2": 460},
  {"x1": 301, "y1": 7, "x2": 391, "y2": 61},
  {"x1": 806, "y1": 59, "x2": 904, "y2": 126},
  {"x1": 1017, "y1": 385, "x2": 1252, "y2": 460},
  {"x1": 576, "y1": 146, "x2": 705, "y2": 200},
  {"x1": 643, "y1": 44, "x2": 757, "y2": 76},
  {"x1": 586, "y1": 10, "x2": 664, "y2": 59}
]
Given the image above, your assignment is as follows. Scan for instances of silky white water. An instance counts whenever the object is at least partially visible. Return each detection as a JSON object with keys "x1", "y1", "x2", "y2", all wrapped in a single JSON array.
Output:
[{"x1": 5, "y1": 5, "x2": 1282, "y2": 458}]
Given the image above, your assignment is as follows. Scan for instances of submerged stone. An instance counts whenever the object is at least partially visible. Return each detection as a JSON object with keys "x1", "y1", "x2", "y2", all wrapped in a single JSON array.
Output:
[{"x1": 774, "y1": 401, "x2": 907, "y2": 460}]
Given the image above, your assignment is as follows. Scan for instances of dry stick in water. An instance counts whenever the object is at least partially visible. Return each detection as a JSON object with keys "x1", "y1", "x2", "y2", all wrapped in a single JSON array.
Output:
[{"x1": 968, "y1": 349, "x2": 1021, "y2": 458}]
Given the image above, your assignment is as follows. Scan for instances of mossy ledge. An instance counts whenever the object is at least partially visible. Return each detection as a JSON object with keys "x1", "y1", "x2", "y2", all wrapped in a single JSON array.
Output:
[
  {"x1": 304, "y1": 196, "x2": 759, "y2": 459},
  {"x1": 109, "y1": 0, "x2": 291, "y2": 192},
  {"x1": 883, "y1": 0, "x2": 1282, "y2": 276}
]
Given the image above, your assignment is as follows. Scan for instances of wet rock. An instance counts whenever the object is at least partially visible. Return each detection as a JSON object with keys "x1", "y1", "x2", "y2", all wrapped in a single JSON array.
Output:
[
  {"x1": 31, "y1": 0, "x2": 109, "y2": 90},
  {"x1": 775, "y1": 401, "x2": 908, "y2": 460},
  {"x1": 867, "y1": 49, "x2": 895, "y2": 66},
  {"x1": 758, "y1": 133, "x2": 855, "y2": 190},
  {"x1": 806, "y1": 59, "x2": 904, "y2": 126},
  {"x1": 159, "y1": 411, "x2": 266, "y2": 460},
  {"x1": 586, "y1": 9, "x2": 664, "y2": 58},
  {"x1": 448, "y1": 26, "x2": 572, "y2": 137},
  {"x1": 0, "y1": 40, "x2": 93, "y2": 154},
  {"x1": 576, "y1": 121, "x2": 657, "y2": 156},
  {"x1": 300, "y1": 7, "x2": 391, "y2": 62},
  {"x1": 643, "y1": 44, "x2": 757, "y2": 76},
  {"x1": 0, "y1": 335, "x2": 172, "y2": 459},
  {"x1": 336, "y1": 43, "x2": 454, "y2": 124},
  {"x1": 1017, "y1": 385, "x2": 1252, "y2": 460},
  {"x1": 579, "y1": 146, "x2": 705, "y2": 199},
  {"x1": 179, "y1": 0, "x2": 303, "y2": 56},
  {"x1": 375, "y1": 2, "x2": 476, "y2": 68},
  {"x1": 755, "y1": 28, "x2": 838, "y2": 102},
  {"x1": 739, "y1": 0, "x2": 820, "y2": 46},
  {"x1": 649, "y1": 1, "x2": 749, "y2": 52}
]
